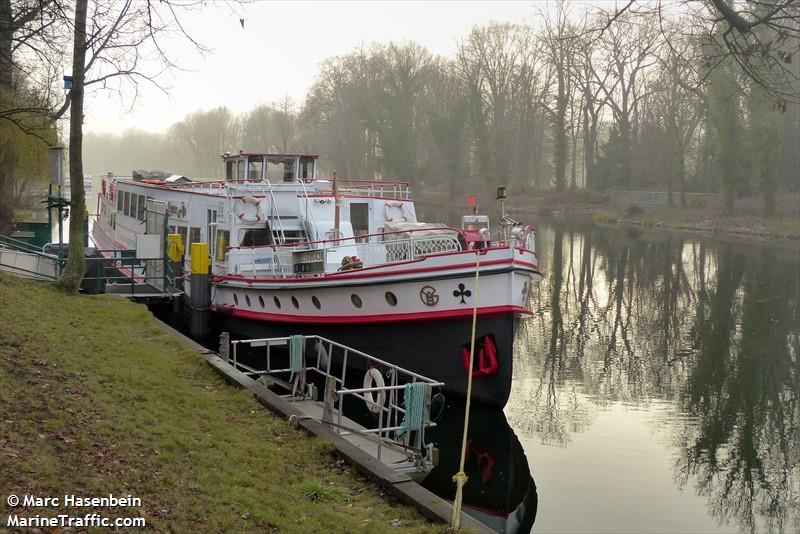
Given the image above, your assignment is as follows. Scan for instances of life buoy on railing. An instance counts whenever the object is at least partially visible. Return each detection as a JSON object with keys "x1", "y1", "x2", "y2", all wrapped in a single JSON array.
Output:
[
  {"x1": 363, "y1": 367, "x2": 386, "y2": 414},
  {"x1": 460, "y1": 335, "x2": 499, "y2": 378},
  {"x1": 234, "y1": 195, "x2": 264, "y2": 223},
  {"x1": 384, "y1": 200, "x2": 411, "y2": 223}
]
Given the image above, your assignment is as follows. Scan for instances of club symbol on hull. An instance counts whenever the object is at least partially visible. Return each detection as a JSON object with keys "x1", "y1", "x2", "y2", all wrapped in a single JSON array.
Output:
[{"x1": 453, "y1": 283, "x2": 472, "y2": 304}]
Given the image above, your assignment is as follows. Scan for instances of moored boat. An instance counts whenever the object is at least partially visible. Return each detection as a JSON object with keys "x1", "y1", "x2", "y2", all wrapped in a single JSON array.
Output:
[{"x1": 92, "y1": 151, "x2": 542, "y2": 407}]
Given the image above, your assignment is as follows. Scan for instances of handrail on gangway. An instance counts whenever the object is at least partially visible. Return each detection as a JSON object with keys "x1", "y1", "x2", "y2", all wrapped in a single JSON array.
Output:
[{"x1": 226, "y1": 334, "x2": 443, "y2": 474}]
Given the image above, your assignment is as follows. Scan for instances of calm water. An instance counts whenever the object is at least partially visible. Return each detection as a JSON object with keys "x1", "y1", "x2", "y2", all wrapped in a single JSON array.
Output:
[{"x1": 417, "y1": 212, "x2": 800, "y2": 534}]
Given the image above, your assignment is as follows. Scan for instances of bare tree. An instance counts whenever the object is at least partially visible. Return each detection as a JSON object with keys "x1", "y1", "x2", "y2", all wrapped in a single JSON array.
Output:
[{"x1": 58, "y1": 0, "x2": 207, "y2": 292}]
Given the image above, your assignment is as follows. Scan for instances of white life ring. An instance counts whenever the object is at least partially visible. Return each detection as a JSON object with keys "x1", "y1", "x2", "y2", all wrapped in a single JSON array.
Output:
[
  {"x1": 384, "y1": 200, "x2": 411, "y2": 223},
  {"x1": 363, "y1": 367, "x2": 386, "y2": 414},
  {"x1": 234, "y1": 195, "x2": 264, "y2": 223}
]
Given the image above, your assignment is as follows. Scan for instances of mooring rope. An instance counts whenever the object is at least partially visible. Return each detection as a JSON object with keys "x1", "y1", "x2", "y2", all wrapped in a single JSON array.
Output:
[
  {"x1": 450, "y1": 249, "x2": 481, "y2": 530},
  {"x1": 396, "y1": 382, "x2": 428, "y2": 438}
]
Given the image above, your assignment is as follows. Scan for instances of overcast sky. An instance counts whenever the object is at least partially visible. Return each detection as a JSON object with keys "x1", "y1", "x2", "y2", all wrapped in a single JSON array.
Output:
[{"x1": 84, "y1": 1, "x2": 545, "y2": 135}]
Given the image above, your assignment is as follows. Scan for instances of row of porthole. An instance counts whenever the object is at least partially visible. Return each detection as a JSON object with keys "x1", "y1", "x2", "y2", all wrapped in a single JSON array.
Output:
[{"x1": 233, "y1": 291, "x2": 399, "y2": 310}]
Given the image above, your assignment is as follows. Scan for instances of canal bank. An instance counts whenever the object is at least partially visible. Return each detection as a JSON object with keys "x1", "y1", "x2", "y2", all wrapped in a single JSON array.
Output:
[{"x1": 0, "y1": 273, "x2": 451, "y2": 532}]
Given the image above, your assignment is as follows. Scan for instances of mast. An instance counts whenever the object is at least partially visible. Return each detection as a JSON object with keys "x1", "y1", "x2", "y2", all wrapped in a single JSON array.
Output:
[{"x1": 333, "y1": 171, "x2": 340, "y2": 242}]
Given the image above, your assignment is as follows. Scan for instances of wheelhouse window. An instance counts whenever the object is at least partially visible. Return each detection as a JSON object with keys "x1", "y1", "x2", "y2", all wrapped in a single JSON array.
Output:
[
  {"x1": 299, "y1": 156, "x2": 315, "y2": 181},
  {"x1": 266, "y1": 157, "x2": 296, "y2": 183},
  {"x1": 237, "y1": 160, "x2": 244, "y2": 180},
  {"x1": 117, "y1": 191, "x2": 123, "y2": 212},
  {"x1": 239, "y1": 228, "x2": 273, "y2": 247},
  {"x1": 226, "y1": 160, "x2": 235, "y2": 181},
  {"x1": 247, "y1": 157, "x2": 263, "y2": 181},
  {"x1": 123, "y1": 191, "x2": 131, "y2": 216}
]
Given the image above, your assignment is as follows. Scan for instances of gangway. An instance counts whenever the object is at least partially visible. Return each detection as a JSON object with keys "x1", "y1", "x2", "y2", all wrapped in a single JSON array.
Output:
[{"x1": 226, "y1": 334, "x2": 444, "y2": 476}]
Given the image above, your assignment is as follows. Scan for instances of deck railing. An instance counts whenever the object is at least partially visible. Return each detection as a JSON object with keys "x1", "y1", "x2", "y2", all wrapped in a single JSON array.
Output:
[
  {"x1": 228, "y1": 334, "x2": 442, "y2": 473},
  {"x1": 224, "y1": 227, "x2": 462, "y2": 278}
]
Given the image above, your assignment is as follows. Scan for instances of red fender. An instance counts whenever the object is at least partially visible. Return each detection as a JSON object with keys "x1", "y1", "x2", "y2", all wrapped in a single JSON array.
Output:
[{"x1": 460, "y1": 336, "x2": 499, "y2": 378}]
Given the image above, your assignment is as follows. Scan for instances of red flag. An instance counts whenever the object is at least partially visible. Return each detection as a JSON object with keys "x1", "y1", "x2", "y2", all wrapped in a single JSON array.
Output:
[{"x1": 467, "y1": 195, "x2": 477, "y2": 207}]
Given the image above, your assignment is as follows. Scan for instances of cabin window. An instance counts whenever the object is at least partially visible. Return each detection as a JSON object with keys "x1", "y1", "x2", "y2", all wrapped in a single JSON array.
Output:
[
  {"x1": 300, "y1": 156, "x2": 314, "y2": 181},
  {"x1": 130, "y1": 194, "x2": 138, "y2": 221},
  {"x1": 266, "y1": 157, "x2": 296, "y2": 183},
  {"x1": 247, "y1": 157, "x2": 263, "y2": 181},
  {"x1": 239, "y1": 228, "x2": 272, "y2": 247},
  {"x1": 137, "y1": 195, "x2": 146, "y2": 221},
  {"x1": 226, "y1": 160, "x2": 235, "y2": 181},
  {"x1": 117, "y1": 191, "x2": 123, "y2": 213},
  {"x1": 237, "y1": 161, "x2": 244, "y2": 180},
  {"x1": 215, "y1": 230, "x2": 229, "y2": 261},
  {"x1": 123, "y1": 191, "x2": 131, "y2": 217},
  {"x1": 187, "y1": 227, "x2": 201, "y2": 257}
]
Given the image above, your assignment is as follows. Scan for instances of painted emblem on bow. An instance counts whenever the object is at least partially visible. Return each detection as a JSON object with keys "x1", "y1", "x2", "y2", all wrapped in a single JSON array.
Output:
[
  {"x1": 453, "y1": 283, "x2": 472, "y2": 304},
  {"x1": 420, "y1": 285, "x2": 439, "y2": 307}
]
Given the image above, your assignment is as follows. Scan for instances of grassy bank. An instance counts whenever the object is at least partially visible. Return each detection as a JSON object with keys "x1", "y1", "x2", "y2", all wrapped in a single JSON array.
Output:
[{"x1": 0, "y1": 273, "x2": 438, "y2": 532}]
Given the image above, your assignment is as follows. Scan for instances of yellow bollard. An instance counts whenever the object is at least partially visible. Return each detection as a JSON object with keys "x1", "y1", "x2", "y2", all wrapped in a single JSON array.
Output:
[{"x1": 191, "y1": 242, "x2": 209, "y2": 275}]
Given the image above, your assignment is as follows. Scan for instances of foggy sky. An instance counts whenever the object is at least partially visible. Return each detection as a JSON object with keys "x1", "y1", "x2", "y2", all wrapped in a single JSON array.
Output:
[{"x1": 84, "y1": 1, "x2": 539, "y2": 135}]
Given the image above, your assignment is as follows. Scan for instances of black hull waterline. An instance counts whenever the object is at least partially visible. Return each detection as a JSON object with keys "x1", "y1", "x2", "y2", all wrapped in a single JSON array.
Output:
[{"x1": 212, "y1": 312, "x2": 520, "y2": 408}]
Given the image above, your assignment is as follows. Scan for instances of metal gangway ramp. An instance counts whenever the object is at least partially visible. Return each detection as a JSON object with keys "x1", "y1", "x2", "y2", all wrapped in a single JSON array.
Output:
[{"x1": 226, "y1": 334, "x2": 443, "y2": 476}]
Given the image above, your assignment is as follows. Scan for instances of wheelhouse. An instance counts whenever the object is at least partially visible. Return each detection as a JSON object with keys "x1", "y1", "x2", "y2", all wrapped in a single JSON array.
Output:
[{"x1": 223, "y1": 152, "x2": 319, "y2": 183}]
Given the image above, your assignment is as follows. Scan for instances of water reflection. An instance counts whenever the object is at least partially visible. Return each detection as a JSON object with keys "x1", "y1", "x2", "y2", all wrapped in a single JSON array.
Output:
[
  {"x1": 508, "y1": 221, "x2": 799, "y2": 533},
  {"x1": 422, "y1": 403, "x2": 537, "y2": 533}
]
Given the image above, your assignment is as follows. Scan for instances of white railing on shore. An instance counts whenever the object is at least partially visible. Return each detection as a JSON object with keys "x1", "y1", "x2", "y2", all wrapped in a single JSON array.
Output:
[
  {"x1": 224, "y1": 231, "x2": 461, "y2": 278},
  {"x1": 228, "y1": 334, "x2": 442, "y2": 473}
]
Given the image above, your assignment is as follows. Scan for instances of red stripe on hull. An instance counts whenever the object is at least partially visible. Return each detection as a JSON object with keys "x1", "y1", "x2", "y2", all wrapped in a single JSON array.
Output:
[{"x1": 215, "y1": 304, "x2": 531, "y2": 324}]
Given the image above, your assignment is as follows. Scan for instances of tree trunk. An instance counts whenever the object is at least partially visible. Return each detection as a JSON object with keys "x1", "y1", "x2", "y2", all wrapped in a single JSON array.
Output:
[
  {"x1": 57, "y1": 0, "x2": 88, "y2": 293},
  {"x1": 0, "y1": 0, "x2": 12, "y2": 93}
]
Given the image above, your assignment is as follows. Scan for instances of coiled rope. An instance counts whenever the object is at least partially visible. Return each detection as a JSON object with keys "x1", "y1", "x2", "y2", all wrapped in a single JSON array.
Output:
[
  {"x1": 396, "y1": 382, "x2": 428, "y2": 438},
  {"x1": 450, "y1": 249, "x2": 481, "y2": 530}
]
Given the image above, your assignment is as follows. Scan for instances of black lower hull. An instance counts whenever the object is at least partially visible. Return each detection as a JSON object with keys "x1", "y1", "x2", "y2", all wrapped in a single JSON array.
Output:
[{"x1": 212, "y1": 312, "x2": 519, "y2": 408}]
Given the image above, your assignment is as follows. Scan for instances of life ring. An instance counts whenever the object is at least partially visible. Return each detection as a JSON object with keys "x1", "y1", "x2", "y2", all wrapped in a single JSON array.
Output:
[
  {"x1": 235, "y1": 195, "x2": 264, "y2": 223},
  {"x1": 363, "y1": 367, "x2": 385, "y2": 414},
  {"x1": 460, "y1": 336, "x2": 499, "y2": 378},
  {"x1": 384, "y1": 200, "x2": 411, "y2": 223}
]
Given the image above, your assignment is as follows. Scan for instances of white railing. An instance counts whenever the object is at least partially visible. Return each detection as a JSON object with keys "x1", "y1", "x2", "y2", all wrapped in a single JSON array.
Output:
[
  {"x1": 228, "y1": 334, "x2": 442, "y2": 473},
  {"x1": 355, "y1": 235, "x2": 461, "y2": 265},
  {"x1": 318, "y1": 180, "x2": 410, "y2": 200},
  {"x1": 224, "y1": 232, "x2": 461, "y2": 278}
]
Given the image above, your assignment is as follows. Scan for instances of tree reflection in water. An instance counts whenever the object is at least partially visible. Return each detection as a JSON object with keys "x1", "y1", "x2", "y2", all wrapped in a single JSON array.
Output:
[{"x1": 507, "y1": 222, "x2": 799, "y2": 533}]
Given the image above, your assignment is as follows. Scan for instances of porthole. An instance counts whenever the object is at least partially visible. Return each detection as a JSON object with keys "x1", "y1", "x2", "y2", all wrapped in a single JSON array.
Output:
[
  {"x1": 233, "y1": 293, "x2": 239, "y2": 306},
  {"x1": 258, "y1": 295, "x2": 265, "y2": 308},
  {"x1": 273, "y1": 296, "x2": 281, "y2": 309},
  {"x1": 312, "y1": 296, "x2": 321, "y2": 309},
  {"x1": 351, "y1": 294, "x2": 363, "y2": 308},
  {"x1": 245, "y1": 294, "x2": 251, "y2": 307},
  {"x1": 291, "y1": 296, "x2": 299, "y2": 309},
  {"x1": 385, "y1": 291, "x2": 398, "y2": 306}
]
